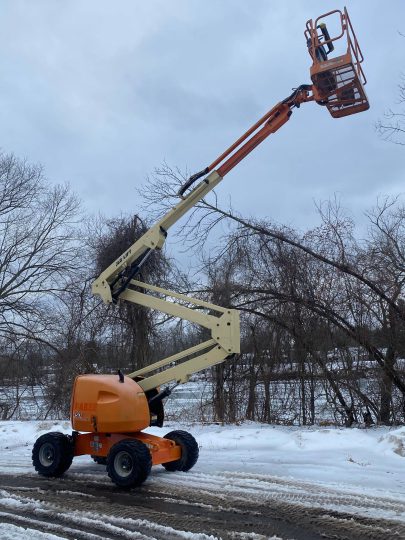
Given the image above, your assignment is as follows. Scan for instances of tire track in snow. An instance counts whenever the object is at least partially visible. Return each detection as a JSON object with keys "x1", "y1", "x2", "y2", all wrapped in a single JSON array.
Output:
[
  {"x1": 1, "y1": 472, "x2": 405, "y2": 539},
  {"x1": 0, "y1": 511, "x2": 110, "y2": 540},
  {"x1": 0, "y1": 490, "x2": 216, "y2": 540},
  {"x1": 148, "y1": 469, "x2": 405, "y2": 521}
]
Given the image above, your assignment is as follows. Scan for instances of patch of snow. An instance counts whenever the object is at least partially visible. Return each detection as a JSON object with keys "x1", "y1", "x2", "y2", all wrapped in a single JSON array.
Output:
[
  {"x1": 0, "y1": 522, "x2": 61, "y2": 540},
  {"x1": 230, "y1": 535, "x2": 282, "y2": 540},
  {"x1": 0, "y1": 511, "x2": 106, "y2": 540},
  {"x1": 377, "y1": 426, "x2": 405, "y2": 457}
]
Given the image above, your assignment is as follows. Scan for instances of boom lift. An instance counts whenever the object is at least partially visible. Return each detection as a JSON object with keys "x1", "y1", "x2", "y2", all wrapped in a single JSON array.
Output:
[{"x1": 32, "y1": 7, "x2": 369, "y2": 488}]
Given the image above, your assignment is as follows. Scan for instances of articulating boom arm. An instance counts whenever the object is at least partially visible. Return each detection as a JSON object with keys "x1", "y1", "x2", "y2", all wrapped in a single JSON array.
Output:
[
  {"x1": 90, "y1": 6, "x2": 369, "y2": 392},
  {"x1": 92, "y1": 85, "x2": 313, "y2": 306},
  {"x1": 91, "y1": 85, "x2": 315, "y2": 390},
  {"x1": 122, "y1": 280, "x2": 240, "y2": 392}
]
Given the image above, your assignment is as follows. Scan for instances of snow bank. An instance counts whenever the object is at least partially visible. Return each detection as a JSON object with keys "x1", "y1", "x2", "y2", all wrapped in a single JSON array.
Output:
[
  {"x1": 187, "y1": 422, "x2": 405, "y2": 499},
  {"x1": 0, "y1": 420, "x2": 405, "y2": 505}
]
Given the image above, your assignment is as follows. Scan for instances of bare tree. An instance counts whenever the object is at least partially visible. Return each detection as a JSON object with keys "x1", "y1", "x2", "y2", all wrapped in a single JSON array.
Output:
[
  {"x1": 376, "y1": 74, "x2": 405, "y2": 145},
  {"x1": 139, "y1": 166, "x2": 405, "y2": 425},
  {"x1": 87, "y1": 214, "x2": 171, "y2": 370},
  {"x1": 0, "y1": 153, "x2": 81, "y2": 418},
  {"x1": 0, "y1": 153, "x2": 80, "y2": 342}
]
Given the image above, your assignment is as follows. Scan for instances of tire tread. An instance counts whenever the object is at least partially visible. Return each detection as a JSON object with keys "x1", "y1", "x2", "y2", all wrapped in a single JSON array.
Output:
[
  {"x1": 106, "y1": 439, "x2": 151, "y2": 488},
  {"x1": 32, "y1": 432, "x2": 73, "y2": 477},
  {"x1": 163, "y1": 430, "x2": 199, "y2": 472}
]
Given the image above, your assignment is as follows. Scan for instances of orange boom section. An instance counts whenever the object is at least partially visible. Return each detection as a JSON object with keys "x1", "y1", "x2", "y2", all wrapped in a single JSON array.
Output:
[
  {"x1": 71, "y1": 374, "x2": 150, "y2": 433},
  {"x1": 305, "y1": 7, "x2": 369, "y2": 118}
]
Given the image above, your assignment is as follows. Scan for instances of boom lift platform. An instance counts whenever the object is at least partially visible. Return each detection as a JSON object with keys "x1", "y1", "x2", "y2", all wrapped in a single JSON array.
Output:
[
  {"x1": 305, "y1": 7, "x2": 368, "y2": 118},
  {"x1": 32, "y1": 7, "x2": 369, "y2": 488}
]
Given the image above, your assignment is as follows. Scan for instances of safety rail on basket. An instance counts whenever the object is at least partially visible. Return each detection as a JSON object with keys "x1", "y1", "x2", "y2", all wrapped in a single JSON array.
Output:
[{"x1": 304, "y1": 7, "x2": 369, "y2": 118}]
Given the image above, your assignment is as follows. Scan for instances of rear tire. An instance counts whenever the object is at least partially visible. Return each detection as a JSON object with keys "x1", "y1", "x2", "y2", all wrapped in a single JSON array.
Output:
[
  {"x1": 107, "y1": 439, "x2": 151, "y2": 488},
  {"x1": 32, "y1": 432, "x2": 73, "y2": 477},
  {"x1": 162, "y1": 430, "x2": 199, "y2": 472}
]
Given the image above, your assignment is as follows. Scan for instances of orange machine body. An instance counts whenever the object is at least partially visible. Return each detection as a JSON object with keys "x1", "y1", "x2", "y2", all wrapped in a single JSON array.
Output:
[
  {"x1": 70, "y1": 374, "x2": 181, "y2": 464},
  {"x1": 73, "y1": 430, "x2": 181, "y2": 464},
  {"x1": 71, "y1": 374, "x2": 150, "y2": 433}
]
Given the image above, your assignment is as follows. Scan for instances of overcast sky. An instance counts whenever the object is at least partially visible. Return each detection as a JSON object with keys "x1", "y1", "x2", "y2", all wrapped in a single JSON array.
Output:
[{"x1": 1, "y1": 1, "x2": 404, "y2": 242}]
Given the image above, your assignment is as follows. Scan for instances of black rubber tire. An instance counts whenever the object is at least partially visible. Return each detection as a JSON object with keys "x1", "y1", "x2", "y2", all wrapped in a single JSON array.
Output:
[
  {"x1": 162, "y1": 430, "x2": 199, "y2": 472},
  {"x1": 106, "y1": 439, "x2": 152, "y2": 488},
  {"x1": 32, "y1": 432, "x2": 73, "y2": 477},
  {"x1": 91, "y1": 455, "x2": 107, "y2": 465}
]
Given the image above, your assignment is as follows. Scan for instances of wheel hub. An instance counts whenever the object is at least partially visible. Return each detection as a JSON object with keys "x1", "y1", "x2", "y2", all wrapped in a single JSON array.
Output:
[
  {"x1": 114, "y1": 451, "x2": 133, "y2": 478},
  {"x1": 39, "y1": 443, "x2": 55, "y2": 467}
]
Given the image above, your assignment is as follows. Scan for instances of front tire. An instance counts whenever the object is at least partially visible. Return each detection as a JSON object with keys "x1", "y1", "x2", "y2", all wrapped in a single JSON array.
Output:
[
  {"x1": 106, "y1": 439, "x2": 151, "y2": 488},
  {"x1": 32, "y1": 432, "x2": 73, "y2": 477},
  {"x1": 162, "y1": 430, "x2": 199, "y2": 472}
]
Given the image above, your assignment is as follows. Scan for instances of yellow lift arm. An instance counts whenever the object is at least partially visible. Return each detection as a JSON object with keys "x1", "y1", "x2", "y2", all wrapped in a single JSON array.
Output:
[{"x1": 92, "y1": 170, "x2": 240, "y2": 392}]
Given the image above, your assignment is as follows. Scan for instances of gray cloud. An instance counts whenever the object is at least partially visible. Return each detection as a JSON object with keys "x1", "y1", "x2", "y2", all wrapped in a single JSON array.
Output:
[{"x1": 0, "y1": 0, "x2": 403, "y2": 240}]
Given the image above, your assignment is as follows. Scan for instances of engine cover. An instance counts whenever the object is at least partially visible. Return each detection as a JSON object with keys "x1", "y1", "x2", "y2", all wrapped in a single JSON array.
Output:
[{"x1": 71, "y1": 374, "x2": 150, "y2": 433}]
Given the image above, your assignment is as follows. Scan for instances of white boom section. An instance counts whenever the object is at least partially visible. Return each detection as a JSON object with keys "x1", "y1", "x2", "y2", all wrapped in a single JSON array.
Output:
[
  {"x1": 121, "y1": 280, "x2": 240, "y2": 391},
  {"x1": 92, "y1": 170, "x2": 223, "y2": 304},
  {"x1": 91, "y1": 169, "x2": 240, "y2": 391}
]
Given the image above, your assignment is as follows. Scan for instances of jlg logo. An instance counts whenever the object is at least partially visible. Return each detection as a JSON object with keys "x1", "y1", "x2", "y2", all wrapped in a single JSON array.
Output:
[{"x1": 115, "y1": 248, "x2": 132, "y2": 267}]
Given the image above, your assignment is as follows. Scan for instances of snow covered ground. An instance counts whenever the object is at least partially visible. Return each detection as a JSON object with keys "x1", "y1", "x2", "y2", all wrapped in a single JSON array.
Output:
[
  {"x1": 0, "y1": 523, "x2": 62, "y2": 540},
  {"x1": 0, "y1": 420, "x2": 405, "y2": 538}
]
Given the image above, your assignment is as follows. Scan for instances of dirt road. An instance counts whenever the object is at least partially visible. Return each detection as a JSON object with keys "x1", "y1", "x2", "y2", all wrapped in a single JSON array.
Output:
[{"x1": 1, "y1": 470, "x2": 404, "y2": 540}]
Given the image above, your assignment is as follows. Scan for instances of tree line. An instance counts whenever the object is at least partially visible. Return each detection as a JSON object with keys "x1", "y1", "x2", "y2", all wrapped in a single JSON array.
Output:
[{"x1": 0, "y1": 151, "x2": 404, "y2": 426}]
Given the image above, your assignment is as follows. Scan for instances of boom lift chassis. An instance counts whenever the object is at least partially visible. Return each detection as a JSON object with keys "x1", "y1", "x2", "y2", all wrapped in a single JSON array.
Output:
[{"x1": 32, "y1": 7, "x2": 369, "y2": 488}]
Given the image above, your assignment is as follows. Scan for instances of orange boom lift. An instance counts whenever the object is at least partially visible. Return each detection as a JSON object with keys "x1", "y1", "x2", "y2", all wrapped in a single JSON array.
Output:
[{"x1": 32, "y1": 8, "x2": 369, "y2": 488}]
